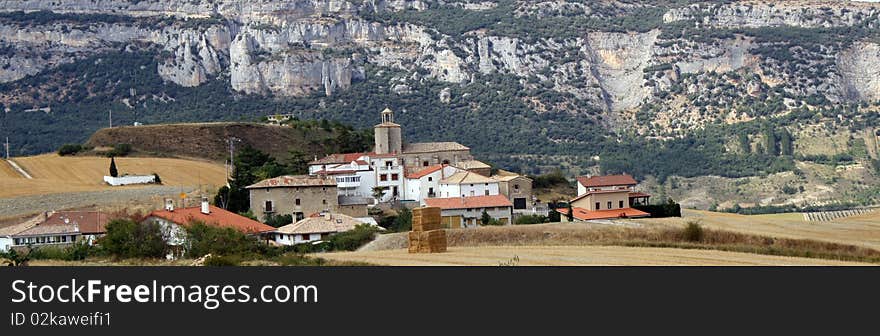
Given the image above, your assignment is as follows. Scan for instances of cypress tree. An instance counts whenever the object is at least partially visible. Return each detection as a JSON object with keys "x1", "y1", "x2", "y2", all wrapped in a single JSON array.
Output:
[{"x1": 109, "y1": 157, "x2": 118, "y2": 177}]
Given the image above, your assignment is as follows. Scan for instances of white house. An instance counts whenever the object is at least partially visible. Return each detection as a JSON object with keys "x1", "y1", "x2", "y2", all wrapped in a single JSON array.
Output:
[
  {"x1": 143, "y1": 199, "x2": 275, "y2": 257},
  {"x1": 423, "y1": 195, "x2": 514, "y2": 228},
  {"x1": 104, "y1": 174, "x2": 156, "y2": 186},
  {"x1": 438, "y1": 171, "x2": 500, "y2": 198},
  {"x1": 6, "y1": 211, "x2": 110, "y2": 250},
  {"x1": 403, "y1": 164, "x2": 465, "y2": 202},
  {"x1": 273, "y1": 212, "x2": 373, "y2": 245}
]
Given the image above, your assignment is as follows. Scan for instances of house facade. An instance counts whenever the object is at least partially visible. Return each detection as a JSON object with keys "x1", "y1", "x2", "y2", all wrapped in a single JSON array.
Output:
[
  {"x1": 423, "y1": 195, "x2": 514, "y2": 228},
  {"x1": 560, "y1": 174, "x2": 651, "y2": 221},
  {"x1": 493, "y1": 169, "x2": 534, "y2": 211},
  {"x1": 143, "y1": 199, "x2": 275, "y2": 255},
  {"x1": 7, "y1": 211, "x2": 110, "y2": 250},
  {"x1": 438, "y1": 171, "x2": 500, "y2": 198},
  {"x1": 246, "y1": 175, "x2": 339, "y2": 221},
  {"x1": 273, "y1": 212, "x2": 375, "y2": 245}
]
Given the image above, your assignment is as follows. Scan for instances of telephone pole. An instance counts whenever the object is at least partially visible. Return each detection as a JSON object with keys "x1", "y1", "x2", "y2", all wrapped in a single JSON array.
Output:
[
  {"x1": 225, "y1": 137, "x2": 241, "y2": 184},
  {"x1": 4, "y1": 137, "x2": 8, "y2": 160},
  {"x1": 108, "y1": 110, "x2": 113, "y2": 128}
]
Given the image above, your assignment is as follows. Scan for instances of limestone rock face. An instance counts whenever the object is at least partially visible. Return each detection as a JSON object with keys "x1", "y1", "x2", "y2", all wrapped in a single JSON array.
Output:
[{"x1": 837, "y1": 42, "x2": 880, "y2": 102}]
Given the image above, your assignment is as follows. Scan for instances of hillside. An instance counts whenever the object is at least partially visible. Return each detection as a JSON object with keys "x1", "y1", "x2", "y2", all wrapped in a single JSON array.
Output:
[
  {"x1": 85, "y1": 122, "x2": 363, "y2": 162},
  {"x1": 1, "y1": 0, "x2": 879, "y2": 209},
  {"x1": 0, "y1": 154, "x2": 226, "y2": 198}
]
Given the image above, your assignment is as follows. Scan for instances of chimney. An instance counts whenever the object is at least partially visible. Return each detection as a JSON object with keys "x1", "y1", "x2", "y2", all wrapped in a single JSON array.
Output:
[
  {"x1": 201, "y1": 196, "x2": 210, "y2": 215},
  {"x1": 165, "y1": 199, "x2": 174, "y2": 212}
]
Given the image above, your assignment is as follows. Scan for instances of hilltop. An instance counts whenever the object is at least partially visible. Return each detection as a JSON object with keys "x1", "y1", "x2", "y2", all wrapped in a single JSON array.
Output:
[{"x1": 85, "y1": 121, "x2": 371, "y2": 162}]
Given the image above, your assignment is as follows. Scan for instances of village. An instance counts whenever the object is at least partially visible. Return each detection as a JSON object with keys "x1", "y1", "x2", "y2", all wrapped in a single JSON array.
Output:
[{"x1": 0, "y1": 107, "x2": 673, "y2": 263}]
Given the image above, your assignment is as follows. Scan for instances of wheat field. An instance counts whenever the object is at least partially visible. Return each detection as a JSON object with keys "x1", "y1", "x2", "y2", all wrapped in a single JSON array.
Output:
[
  {"x1": 634, "y1": 209, "x2": 880, "y2": 250},
  {"x1": 320, "y1": 246, "x2": 868, "y2": 266},
  {"x1": 0, "y1": 154, "x2": 227, "y2": 198}
]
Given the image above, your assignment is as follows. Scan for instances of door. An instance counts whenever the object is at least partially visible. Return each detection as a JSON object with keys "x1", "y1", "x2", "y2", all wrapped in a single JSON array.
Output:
[{"x1": 513, "y1": 198, "x2": 527, "y2": 209}]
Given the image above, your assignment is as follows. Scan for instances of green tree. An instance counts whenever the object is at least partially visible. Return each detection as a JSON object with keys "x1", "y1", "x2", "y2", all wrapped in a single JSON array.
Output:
[
  {"x1": 737, "y1": 132, "x2": 751, "y2": 154},
  {"x1": 480, "y1": 210, "x2": 492, "y2": 226},
  {"x1": 99, "y1": 219, "x2": 167, "y2": 258},
  {"x1": 393, "y1": 207, "x2": 412, "y2": 232},
  {"x1": 109, "y1": 157, "x2": 118, "y2": 177},
  {"x1": 779, "y1": 128, "x2": 794, "y2": 156}
]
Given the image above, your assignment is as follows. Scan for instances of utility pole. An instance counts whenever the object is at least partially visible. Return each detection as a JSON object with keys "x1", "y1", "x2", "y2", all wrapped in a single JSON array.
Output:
[
  {"x1": 225, "y1": 137, "x2": 241, "y2": 184},
  {"x1": 4, "y1": 137, "x2": 8, "y2": 160},
  {"x1": 108, "y1": 110, "x2": 112, "y2": 128}
]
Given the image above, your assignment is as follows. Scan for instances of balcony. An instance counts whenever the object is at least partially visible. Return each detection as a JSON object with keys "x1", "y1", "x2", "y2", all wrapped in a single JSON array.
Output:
[{"x1": 377, "y1": 165, "x2": 401, "y2": 172}]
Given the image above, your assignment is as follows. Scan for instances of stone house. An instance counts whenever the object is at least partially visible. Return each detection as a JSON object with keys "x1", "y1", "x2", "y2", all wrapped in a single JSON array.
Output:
[{"x1": 246, "y1": 175, "x2": 338, "y2": 221}]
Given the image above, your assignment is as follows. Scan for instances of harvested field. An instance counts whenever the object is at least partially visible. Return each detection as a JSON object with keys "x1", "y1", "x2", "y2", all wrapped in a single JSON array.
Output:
[
  {"x1": 321, "y1": 246, "x2": 869, "y2": 266},
  {"x1": 0, "y1": 154, "x2": 226, "y2": 198},
  {"x1": 635, "y1": 209, "x2": 880, "y2": 250}
]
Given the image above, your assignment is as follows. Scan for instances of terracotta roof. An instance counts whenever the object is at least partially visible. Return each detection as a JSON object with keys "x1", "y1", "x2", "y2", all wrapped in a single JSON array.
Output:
[
  {"x1": 629, "y1": 192, "x2": 652, "y2": 198},
  {"x1": 424, "y1": 195, "x2": 513, "y2": 210},
  {"x1": 570, "y1": 189, "x2": 631, "y2": 203},
  {"x1": 246, "y1": 175, "x2": 336, "y2": 189},
  {"x1": 276, "y1": 213, "x2": 364, "y2": 235},
  {"x1": 406, "y1": 164, "x2": 445, "y2": 179},
  {"x1": 148, "y1": 205, "x2": 275, "y2": 234},
  {"x1": 12, "y1": 211, "x2": 110, "y2": 237},
  {"x1": 354, "y1": 160, "x2": 369, "y2": 165},
  {"x1": 440, "y1": 171, "x2": 497, "y2": 184},
  {"x1": 403, "y1": 142, "x2": 469, "y2": 154},
  {"x1": 556, "y1": 207, "x2": 650, "y2": 221},
  {"x1": 577, "y1": 174, "x2": 638, "y2": 188},
  {"x1": 453, "y1": 160, "x2": 491, "y2": 170},
  {"x1": 0, "y1": 214, "x2": 45, "y2": 236}
]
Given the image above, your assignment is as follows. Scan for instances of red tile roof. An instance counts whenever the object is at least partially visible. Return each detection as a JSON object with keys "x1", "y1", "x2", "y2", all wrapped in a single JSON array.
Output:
[
  {"x1": 577, "y1": 174, "x2": 638, "y2": 188},
  {"x1": 309, "y1": 152, "x2": 367, "y2": 165},
  {"x1": 406, "y1": 164, "x2": 444, "y2": 179},
  {"x1": 13, "y1": 211, "x2": 111, "y2": 237},
  {"x1": 556, "y1": 207, "x2": 650, "y2": 221},
  {"x1": 148, "y1": 205, "x2": 275, "y2": 234},
  {"x1": 424, "y1": 195, "x2": 513, "y2": 210},
  {"x1": 628, "y1": 192, "x2": 651, "y2": 198}
]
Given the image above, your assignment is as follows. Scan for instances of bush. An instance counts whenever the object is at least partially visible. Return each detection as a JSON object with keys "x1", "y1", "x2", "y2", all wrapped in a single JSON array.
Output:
[
  {"x1": 634, "y1": 199, "x2": 682, "y2": 218},
  {"x1": 264, "y1": 214, "x2": 293, "y2": 228},
  {"x1": 275, "y1": 252, "x2": 326, "y2": 266},
  {"x1": 203, "y1": 255, "x2": 241, "y2": 266},
  {"x1": 515, "y1": 215, "x2": 548, "y2": 225},
  {"x1": 105, "y1": 143, "x2": 132, "y2": 157},
  {"x1": 99, "y1": 219, "x2": 168, "y2": 258},
  {"x1": 185, "y1": 222, "x2": 261, "y2": 258},
  {"x1": 57, "y1": 143, "x2": 83, "y2": 156},
  {"x1": 683, "y1": 221, "x2": 704, "y2": 242},
  {"x1": 327, "y1": 224, "x2": 380, "y2": 251}
]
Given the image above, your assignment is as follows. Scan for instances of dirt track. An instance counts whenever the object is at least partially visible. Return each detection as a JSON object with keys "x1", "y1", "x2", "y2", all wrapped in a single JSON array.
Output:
[{"x1": 321, "y1": 246, "x2": 869, "y2": 266}]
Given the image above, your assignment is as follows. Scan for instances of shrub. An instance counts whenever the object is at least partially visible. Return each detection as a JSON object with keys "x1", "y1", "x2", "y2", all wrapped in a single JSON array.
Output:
[
  {"x1": 203, "y1": 255, "x2": 241, "y2": 266},
  {"x1": 275, "y1": 253, "x2": 326, "y2": 266},
  {"x1": 0, "y1": 248, "x2": 29, "y2": 266},
  {"x1": 683, "y1": 221, "x2": 704, "y2": 242},
  {"x1": 264, "y1": 214, "x2": 293, "y2": 228},
  {"x1": 185, "y1": 222, "x2": 260, "y2": 258},
  {"x1": 105, "y1": 143, "x2": 132, "y2": 157},
  {"x1": 57, "y1": 143, "x2": 83, "y2": 156},
  {"x1": 515, "y1": 215, "x2": 548, "y2": 225},
  {"x1": 327, "y1": 224, "x2": 380, "y2": 251},
  {"x1": 152, "y1": 173, "x2": 162, "y2": 184},
  {"x1": 99, "y1": 219, "x2": 167, "y2": 258}
]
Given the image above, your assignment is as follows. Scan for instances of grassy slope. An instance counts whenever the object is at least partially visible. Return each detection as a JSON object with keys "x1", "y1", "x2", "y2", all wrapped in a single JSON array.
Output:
[{"x1": 0, "y1": 154, "x2": 226, "y2": 198}]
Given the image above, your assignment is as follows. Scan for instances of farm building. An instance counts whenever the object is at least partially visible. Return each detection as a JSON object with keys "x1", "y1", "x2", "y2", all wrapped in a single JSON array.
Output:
[
  {"x1": 273, "y1": 212, "x2": 375, "y2": 245},
  {"x1": 6, "y1": 211, "x2": 110, "y2": 250},
  {"x1": 424, "y1": 195, "x2": 514, "y2": 228}
]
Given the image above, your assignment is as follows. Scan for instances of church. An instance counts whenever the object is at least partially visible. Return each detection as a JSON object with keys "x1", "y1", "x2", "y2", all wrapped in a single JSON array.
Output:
[{"x1": 307, "y1": 108, "x2": 474, "y2": 201}]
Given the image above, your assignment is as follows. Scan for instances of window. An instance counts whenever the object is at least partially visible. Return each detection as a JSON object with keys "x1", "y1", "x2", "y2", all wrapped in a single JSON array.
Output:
[
  {"x1": 423, "y1": 161, "x2": 429, "y2": 167},
  {"x1": 386, "y1": 161, "x2": 393, "y2": 167},
  {"x1": 322, "y1": 199, "x2": 327, "y2": 205},
  {"x1": 470, "y1": 190, "x2": 475, "y2": 196},
  {"x1": 595, "y1": 202, "x2": 600, "y2": 210},
  {"x1": 264, "y1": 201, "x2": 273, "y2": 212},
  {"x1": 619, "y1": 200, "x2": 624, "y2": 208},
  {"x1": 607, "y1": 201, "x2": 612, "y2": 210},
  {"x1": 484, "y1": 190, "x2": 489, "y2": 196},
  {"x1": 428, "y1": 177, "x2": 432, "y2": 182},
  {"x1": 295, "y1": 198, "x2": 301, "y2": 206},
  {"x1": 392, "y1": 173, "x2": 399, "y2": 181},
  {"x1": 514, "y1": 184, "x2": 519, "y2": 190},
  {"x1": 380, "y1": 174, "x2": 388, "y2": 181}
]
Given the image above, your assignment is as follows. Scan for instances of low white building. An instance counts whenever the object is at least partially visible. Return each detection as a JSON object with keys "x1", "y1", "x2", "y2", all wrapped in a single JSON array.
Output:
[
  {"x1": 438, "y1": 171, "x2": 500, "y2": 198},
  {"x1": 7, "y1": 211, "x2": 110, "y2": 249},
  {"x1": 273, "y1": 213, "x2": 375, "y2": 245},
  {"x1": 423, "y1": 195, "x2": 514, "y2": 228},
  {"x1": 104, "y1": 174, "x2": 156, "y2": 186},
  {"x1": 403, "y1": 164, "x2": 465, "y2": 202}
]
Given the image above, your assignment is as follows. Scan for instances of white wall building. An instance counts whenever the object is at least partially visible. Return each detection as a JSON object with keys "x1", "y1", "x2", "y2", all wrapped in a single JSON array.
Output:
[
  {"x1": 404, "y1": 164, "x2": 464, "y2": 202},
  {"x1": 438, "y1": 171, "x2": 500, "y2": 198},
  {"x1": 104, "y1": 174, "x2": 156, "y2": 186}
]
